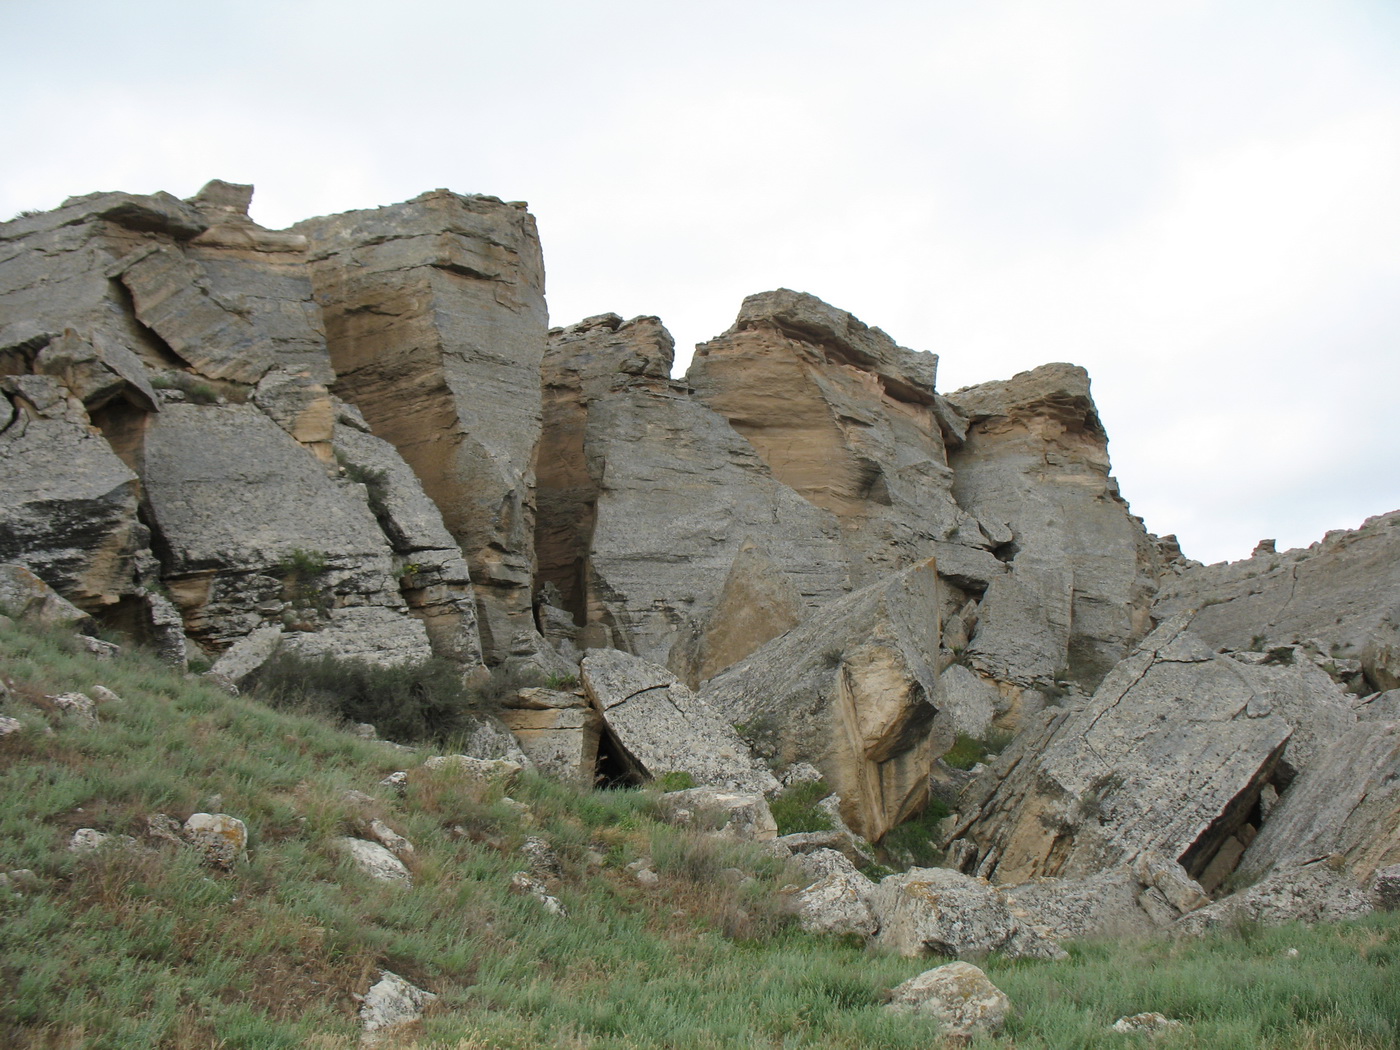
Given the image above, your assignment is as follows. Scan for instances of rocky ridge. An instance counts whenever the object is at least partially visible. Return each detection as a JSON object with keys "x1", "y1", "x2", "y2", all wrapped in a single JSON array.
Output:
[{"x1": 3, "y1": 180, "x2": 1398, "y2": 925}]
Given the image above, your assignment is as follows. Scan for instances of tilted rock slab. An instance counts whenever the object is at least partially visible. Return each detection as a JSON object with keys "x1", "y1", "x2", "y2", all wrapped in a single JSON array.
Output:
[
  {"x1": 498, "y1": 687, "x2": 602, "y2": 787},
  {"x1": 537, "y1": 312, "x2": 849, "y2": 682},
  {"x1": 701, "y1": 559, "x2": 944, "y2": 842},
  {"x1": 946, "y1": 363, "x2": 1161, "y2": 690},
  {"x1": 947, "y1": 618, "x2": 1357, "y2": 888},
  {"x1": 581, "y1": 649, "x2": 778, "y2": 795},
  {"x1": 1154, "y1": 509, "x2": 1400, "y2": 693},
  {"x1": 1236, "y1": 720, "x2": 1400, "y2": 884},
  {"x1": 297, "y1": 191, "x2": 548, "y2": 662}
]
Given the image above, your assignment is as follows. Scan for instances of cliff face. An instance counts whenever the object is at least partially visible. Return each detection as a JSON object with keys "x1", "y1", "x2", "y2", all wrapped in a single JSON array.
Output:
[{"x1": 4, "y1": 180, "x2": 1397, "y2": 863}]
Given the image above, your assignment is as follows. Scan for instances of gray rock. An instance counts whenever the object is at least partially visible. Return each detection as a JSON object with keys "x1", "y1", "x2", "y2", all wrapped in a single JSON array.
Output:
[
  {"x1": 581, "y1": 649, "x2": 778, "y2": 795},
  {"x1": 298, "y1": 191, "x2": 548, "y2": 663},
  {"x1": 210, "y1": 626, "x2": 284, "y2": 684},
  {"x1": 0, "y1": 716, "x2": 24, "y2": 737},
  {"x1": 938, "y1": 664, "x2": 999, "y2": 739},
  {"x1": 420, "y1": 754, "x2": 523, "y2": 787},
  {"x1": 1373, "y1": 864, "x2": 1400, "y2": 911},
  {"x1": 797, "y1": 870, "x2": 880, "y2": 938},
  {"x1": 1112, "y1": 1013, "x2": 1184, "y2": 1035},
  {"x1": 360, "y1": 970, "x2": 436, "y2": 1047},
  {"x1": 499, "y1": 690, "x2": 601, "y2": 786},
  {"x1": 947, "y1": 363, "x2": 1160, "y2": 690},
  {"x1": 1236, "y1": 721, "x2": 1400, "y2": 884},
  {"x1": 182, "y1": 813, "x2": 248, "y2": 868},
  {"x1": 47, "y1": 692, "x2": 97, "y2": 724},
  {"x1": 946, "y1": 618, "x2": 1356, "y2": 889},
  {"x1": 538, "y1": 313, "x2": 849, "y2": 682},
  {"x1": 701, "y1": 560, "x2": 944, "y2": 842},
  {"x1": 509, "y1": 871, "x2": 567, "y2": 915},
  {"x1": 0, "y1": 403, "x2": 145, "y2": 611},
  {"x1": 365, "y1": 820, "x2": 414, "y2": 859},
  {"x1": 656, "y1": 787, "x2": 779, "y2": 841},
  {"x1": 884, "y1": 961, "x2": 1011, "y2": 1038},
  {"x1": 1154, "y1": 509, "x2": 1400, "y2": 693},
  {"x1": 870, "y1": 867, "x2": 1065, "y2": 960},
  {"x1": 337, "y1": 837, "x2": 411, "y2": 885},
  {"x1": 68, "y1": 828, "x2": 137, "y2": 853},
  {"x1": 0, "y1": 564, "x2": 92, "y2": 631},
  {"x1": 1174, "y1": 862, "x2": 1372, "y2": 935}
]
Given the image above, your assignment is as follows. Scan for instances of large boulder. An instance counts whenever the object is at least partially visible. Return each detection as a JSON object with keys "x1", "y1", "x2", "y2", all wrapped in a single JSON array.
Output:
[
  {"x1": 883, "y1": 962, "x2": 1011, "y2": 1039},
  {"x1": 946, "y1": 618, "x2": 1357, "y2": 889},
  {"x1": 701, "y1": 559, "x2": 944, "y2": 841},
  {"x1": 297, "y1": 191, "x2": 548, "y2": 662},
  {"x1": 870, "y1": 867, "x2": 1065, "y2": 960},
  {"x1": 498, "y1": 687, "x2": 602, "y2": 786},
  {"x1": 580, "y1": 649, "x2": 777, "y2": 794}
]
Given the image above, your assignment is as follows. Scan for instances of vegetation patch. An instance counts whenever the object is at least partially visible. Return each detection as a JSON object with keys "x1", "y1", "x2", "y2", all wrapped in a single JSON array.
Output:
[{"x1": 769, "y1": 779, "x2": 834, "y2": 835}]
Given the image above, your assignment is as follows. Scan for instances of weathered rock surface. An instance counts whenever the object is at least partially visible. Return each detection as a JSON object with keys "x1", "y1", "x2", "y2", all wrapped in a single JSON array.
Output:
[
  {"x1": 360, "y1": 970, "x2": 436, "y2": 1046},
  {"x1": 182, "y1": 812, "x2": 248, "y2": 869},
  {"x1": 1236, "y1": 721, "x2": 1400, "y2": 883},
  {"x1": 946, "y1": 364, "x2": 1160, "y2": 690},
  {"x1": 337, "y1": 837, "x2": 412, "y2": 885},
  {"x1": 796, "y1": 865, "x2": 879, "y2": 938},
  {"x1": 688, "y1": 290, "x2": 964, "y2": 586},
  {"x1": 655, "y1": 787, "x2": 779, "y2": 842},
  {"x1": 536, "y1": 313, "x2": 848, "y2": 681},
  {"x1": 701, "y1": 560, "x2": 943, "y2": 841},
  {"x1": 883, "y1": 961, "x2": 1011, "y2": 1038},
  {"x1": 297, "y1": 191, "x2": 548, "y2": 662},
  {"x1": 946, "y1": 618, "x2": 1356, "y2": 889},
  {"x1": 871, "y1": 866, "x2": 1065, "y2": 960},
  {"x1": 0, "y1": 564, "x2": 92, "y2": 630},
  {"x1": 498, "y1": 687, "x2": 601, "y2": 786},
  {"x1": 1154, "y1": 510, "x2": 1400, "y2": 693},
  {"x1": 581, "y1": 649, "x2": 778, "y2": 794},
  {"x1": 1173, "y1": 861, "x2": 1373, "y2": 935}
]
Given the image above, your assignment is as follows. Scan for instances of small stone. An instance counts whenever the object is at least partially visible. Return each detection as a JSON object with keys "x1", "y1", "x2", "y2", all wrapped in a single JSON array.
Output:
[
  {"x1": 421, "y1": 754, "x2": 523, "y2": 787},
  {"x1": 79, "y1": 636, "x2": 121, "y2": 660},
  {"x1": 183, "y1": 813, "x2": 248, "y2": 869},
  {"x1": 90, "y1": 685, "x2": 121, "y2": 703},
  {"x1": 380, "y1": 771, "x2": 408, "y2": 791},
  {"x1": 0, "y1": 716, "x2": 24, "y2": 737},
  {"x1": 146, "y1": 813, "x2": 185, "y2": 847},
  {"x1": 342, "y1": 790, "x2": 377, "y2": 806},
  {"x1": 360, "y1": 970, "x2": 436, "y2": 1046},
  {"x1": 68, "y1": 828, "x2": 137, "y2": 853},
  {"x1": 635, "y1": 868, "x2": 660, "y2": 886},
  {"x1": 1111, "y1": 1012, "x2": 1184, "y2": 1034},
  {"x1": 48, "y1": 692, "x2": 97, "y2": 724},
  {"x1": 0, "y1": 869, "x2": 38, "y2": 894},
  {"x1": 352, "y1": 723, "x2": 379, "y2": 739},
  {"x1": 520, "y1": 836, "x2": 560, "y2": 875},
  {"x1": 338, "y1": 838, "x2": 412, "y2": 885},
  {"x1": 510, "y1": 871, "x2": 567, "y2": 914},
  {"x1": 365, "y1": 819, "x2": 414, "y2": 858}
]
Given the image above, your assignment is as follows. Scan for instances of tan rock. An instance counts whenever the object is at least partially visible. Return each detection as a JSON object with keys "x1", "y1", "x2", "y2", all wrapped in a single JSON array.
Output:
[
  {"x1": 702, "y1": 559, "x2": 944, "y2": 841},
  {"x1": 297, "y1": 191, "x2": 548, "y2": 662},
  {"x1": 884, "y1": 961, "x2": 1011, "y2": 1038}
]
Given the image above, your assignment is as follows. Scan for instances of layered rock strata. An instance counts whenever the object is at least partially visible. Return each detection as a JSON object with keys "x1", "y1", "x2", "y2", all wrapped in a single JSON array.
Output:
[
  {"x1": 1, "y1": 182, "x2": 481, "y2": 668},
  {"x1": 295, "y1": 192, "x2": 548, "y2": 663},
  {"x1": 536, "y1": 312, "x2": 848, "y2": 681}
]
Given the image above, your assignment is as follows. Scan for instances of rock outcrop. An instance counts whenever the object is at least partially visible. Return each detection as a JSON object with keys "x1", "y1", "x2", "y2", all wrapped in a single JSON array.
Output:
[
  {"x1": 535, "y1": 312, "x2": 848, "y2": 680},
  {"x1": 1154, "y1": 509, "x2": 1400, "y2": 693},
  {"x1": 946, "y1": 363, "x2": 1160, "y2": 691},
  {"x1": 702, "y1": 559, "x2": 944, "y2": 841},
  {"x1": 945, "y1": 618, "x2": 1357, "y2": 890},
  {"x1": 296, "y1": 191, "x2": 548, "y2": 662},
  {"x1": 1, "y1": 181, "x2": 483, "y2": 669}
]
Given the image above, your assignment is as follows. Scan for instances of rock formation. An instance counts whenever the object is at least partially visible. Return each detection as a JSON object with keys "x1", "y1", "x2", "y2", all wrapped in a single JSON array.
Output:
[{"x1": 4, "y1": 179, "x2": 1398, "y2": 911}]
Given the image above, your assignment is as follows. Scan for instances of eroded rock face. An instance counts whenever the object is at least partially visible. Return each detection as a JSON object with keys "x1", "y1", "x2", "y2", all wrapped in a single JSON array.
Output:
[
  {"x1": 701, "y1": 559, "x2": 944, "y2": 841},
  {"x1": 536, "y1": 312, "x2": 848, "y2": 680},
  {"x1": 945, "y1": 618, "x2": 1356, "y2": 888},
  {"x1": 1, "y1": 181, "x2": 485, "y2": 669},
  {"x1": 297, "y1": 191, "x2": 548, "y2": 662},
  {"x1": 1154, "y1": 510, "x2": 1400, "y2": 693},
  {"x1": 947, "y1": 364, "x2": 1160, "y2": 690}
]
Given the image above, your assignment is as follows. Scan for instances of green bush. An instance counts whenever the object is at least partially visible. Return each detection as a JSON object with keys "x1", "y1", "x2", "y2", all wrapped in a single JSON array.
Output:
[
  {"x1": 942, "y1": 728, "x2": 1013, "y2": 770},
  {"x1": 247, "y1": 648, "x2": 476, "y2": 745},
  {"x1": 879, "y1": 799, "x2": 950, "y2": 868},
  {"x1": 769, "y1": 779, "x2": 834, "y2": 835},
  {"x1": 653, "y1": 771, "x2": 697, "y2": 792}
]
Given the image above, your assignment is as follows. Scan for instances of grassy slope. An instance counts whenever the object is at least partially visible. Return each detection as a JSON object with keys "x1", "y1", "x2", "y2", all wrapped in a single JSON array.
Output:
[{"x1": 0, "y1": 617, "x2": 1396, "y2": 1050}]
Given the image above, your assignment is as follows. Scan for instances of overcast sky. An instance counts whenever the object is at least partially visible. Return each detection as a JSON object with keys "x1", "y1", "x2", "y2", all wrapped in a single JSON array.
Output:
[{"x1": 4, "y1": 0, "x2": 1397, "y2": 564}]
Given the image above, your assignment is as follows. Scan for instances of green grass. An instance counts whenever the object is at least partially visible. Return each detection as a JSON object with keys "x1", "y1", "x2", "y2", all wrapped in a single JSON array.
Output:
[
  {"x1": 768, "y1": 780, "x2": 834, "y2": 835},
  {"x1": 1, "y1": 616, "x2": 1397, "y2": 1049}
]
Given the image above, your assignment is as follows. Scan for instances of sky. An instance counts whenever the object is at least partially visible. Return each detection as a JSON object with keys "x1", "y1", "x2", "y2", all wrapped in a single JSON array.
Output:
[{"x1": 3, "y1": 0, "x2": 1397, "y2": 565}]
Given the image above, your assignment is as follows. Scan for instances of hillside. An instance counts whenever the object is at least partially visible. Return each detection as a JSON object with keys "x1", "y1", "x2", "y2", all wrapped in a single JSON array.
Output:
[{"x1": 2, "y1": 614, "x2": 1398, "y2": 1049}]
